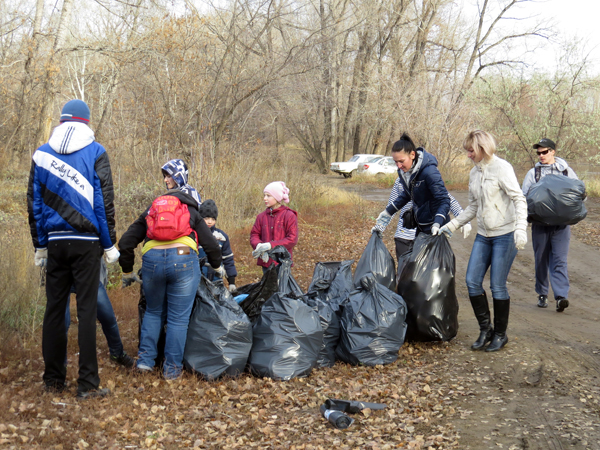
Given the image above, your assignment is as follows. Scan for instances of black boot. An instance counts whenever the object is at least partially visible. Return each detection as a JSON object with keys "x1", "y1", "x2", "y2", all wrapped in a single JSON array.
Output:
[
  {"x1": 486, "y1": 299, "x2": 510, "y2": 352},
  {"x1": 469, "y1": 293, "x2": 493, "y2": 350}
]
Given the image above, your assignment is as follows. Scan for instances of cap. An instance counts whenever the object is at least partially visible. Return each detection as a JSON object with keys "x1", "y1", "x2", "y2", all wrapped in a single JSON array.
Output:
[{"x1": 533, "y1": 138, "x2": 556, "y2": 150}]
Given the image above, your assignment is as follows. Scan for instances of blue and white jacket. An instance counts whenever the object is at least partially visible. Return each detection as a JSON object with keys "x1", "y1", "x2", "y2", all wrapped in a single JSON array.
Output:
[
  {"x1": 385, "y1": 148, "x2": 451, "y2": 233},
  {"x1": 27, "y1": 122, "x2": 117, "y2": 251},
  {"x1": 198, "y1": 226, "x2": 237, "y2": 284},
  {"x1": 377, "y1": 177, "x2": 466, "y2": 240}
]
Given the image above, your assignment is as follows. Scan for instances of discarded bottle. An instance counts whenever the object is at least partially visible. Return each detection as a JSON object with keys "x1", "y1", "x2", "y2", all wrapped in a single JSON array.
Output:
[
  {"x1": 320, "y1": 404, "x2": 354, "y2": 429},
  {"x1": 324, "y1": 398, "x2": 387, "y2": 414}
]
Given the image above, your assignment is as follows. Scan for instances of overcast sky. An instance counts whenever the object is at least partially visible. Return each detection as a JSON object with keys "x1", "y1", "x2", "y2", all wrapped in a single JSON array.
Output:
[{"x1": 460, "y1": 0, "x2": 600, "y2": 75}]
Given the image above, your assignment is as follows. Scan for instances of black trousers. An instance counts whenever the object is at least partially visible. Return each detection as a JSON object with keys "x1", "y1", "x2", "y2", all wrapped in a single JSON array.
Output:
[
  {"x1": 394, "y1": 237, "x2": 414, "y2": 262},
  {"x1": 43, "y1": 239, "x2": 102, "y2": 392}
]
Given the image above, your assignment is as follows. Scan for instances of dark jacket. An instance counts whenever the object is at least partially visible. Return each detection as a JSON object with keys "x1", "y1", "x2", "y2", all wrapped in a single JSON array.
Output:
[
  {"x1": 118, "y1": 190, "x2": 222, "y2": 273},
  {"x1": 250, "y1": 205, "x2": 298, "y2": 268},
  {"x1": 385, "y1": 149, "x2": 450, "y2": 233},
  {"x1": 27, "y1": 122, "x2": 116, "y2": 250},
  {"x1": 199, "y1": 226, "x2": 237, "y2": 284}
]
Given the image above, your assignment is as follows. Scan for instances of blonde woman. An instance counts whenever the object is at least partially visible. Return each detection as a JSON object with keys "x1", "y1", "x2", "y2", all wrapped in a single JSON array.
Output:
[{"x1": 440, "y1": 131, "x2": 527, "y2": 352}]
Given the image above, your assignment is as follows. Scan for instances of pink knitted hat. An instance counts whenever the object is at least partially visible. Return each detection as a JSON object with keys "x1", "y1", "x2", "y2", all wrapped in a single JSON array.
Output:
[{"x1": 264, "y1": 181, "x2": 290, "y2": 204}]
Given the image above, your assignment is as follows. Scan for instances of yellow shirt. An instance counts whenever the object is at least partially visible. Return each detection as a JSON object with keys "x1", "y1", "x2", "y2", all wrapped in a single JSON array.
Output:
[{"x1": 141, "y1": 236, "x2": 198, "y2": 255}]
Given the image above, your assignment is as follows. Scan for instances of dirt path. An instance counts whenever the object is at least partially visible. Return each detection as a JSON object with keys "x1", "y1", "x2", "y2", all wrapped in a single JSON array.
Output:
[{"x1": 337, "y1": 177, "x2": 600, "y2": 450}]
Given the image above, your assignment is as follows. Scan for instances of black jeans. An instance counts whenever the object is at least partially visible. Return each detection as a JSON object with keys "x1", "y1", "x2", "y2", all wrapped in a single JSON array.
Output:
[
  {"x1": 43, "y1": 240, "x2": 102, "y2": 392},
  {"x1": 394, "y1": 237, "x2": 414, "y2": 262}
]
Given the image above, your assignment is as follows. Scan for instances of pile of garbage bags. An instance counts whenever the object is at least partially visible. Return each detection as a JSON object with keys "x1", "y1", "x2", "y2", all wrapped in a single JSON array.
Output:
[{"x1": 139, "y1": 229, "x2": 459, "y2": 381}]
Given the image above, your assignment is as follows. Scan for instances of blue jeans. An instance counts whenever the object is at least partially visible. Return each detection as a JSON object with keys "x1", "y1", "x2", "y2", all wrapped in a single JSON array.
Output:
[
  {"x1": 466, "y1": 232, "x2": 517, "y2": 299},
  {"x1": 139, "y1": 248, "x2": 200, "y2": 379},
  {"x1": 532, "y1": 224, "x2": 570, "y2": 299},
  {"x1": 66, "y1": 283, "x2": 124, "y2": 357}
]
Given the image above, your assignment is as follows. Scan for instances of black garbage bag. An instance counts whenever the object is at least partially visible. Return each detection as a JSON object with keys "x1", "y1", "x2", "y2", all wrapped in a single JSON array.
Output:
[
  {"x1": 248, "y1": 293, "x2": 323, "y2": 380},
  {"x1": 527, "y1": 174, "x2": 587, "y2": 226},
  {"x1": 335, "y1": 274, "x2": 407, "y2": 366},
  {"x1": 397, "y1": 233, "x2": 458, "y2": 342},
  {"x1": 237, "y1": 265, "x2": 279, "y2": 323},
  {"x1": 138, "y1": 269, "x2": 165, "y2": 368},
  {"x1": 304, "y1": 293, "x2": 340, "y2": 368},
  {"x1": 353, "y1": 232, "x2": 396, "y2": 291},
  {"x1": 307, "y1": 260, "x2": 354, "y2": 312},
  {"x1": 183, "y1": 277, "x2": 253, "y2": 380},
  {"x1": 270, "y1": 246, "x2": 304, "y2": 298}
]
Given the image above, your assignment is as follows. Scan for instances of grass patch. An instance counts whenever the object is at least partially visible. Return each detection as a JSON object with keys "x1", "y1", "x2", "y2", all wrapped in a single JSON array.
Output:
[
  {"x1": 583, "y1": 177, "x2": 600, "y2": 198},
  {"x1": 339, "y1": 173, "x2": 397, "y2": 189}
]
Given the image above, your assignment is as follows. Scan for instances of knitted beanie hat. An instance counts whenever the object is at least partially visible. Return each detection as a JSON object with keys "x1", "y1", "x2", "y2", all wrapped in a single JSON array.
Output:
[
  {"x1": 198, "y1": 199, "x2": 218, "y2": 219},
  {"x1": 60, "y1": 99, "x2": 90, "y2": 124},
  {"x1": 264, "y1": 181, "x2": 290, "y2": 204}
]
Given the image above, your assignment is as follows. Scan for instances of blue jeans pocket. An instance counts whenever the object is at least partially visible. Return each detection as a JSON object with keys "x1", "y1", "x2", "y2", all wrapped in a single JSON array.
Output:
[{"x1": 174, "y1": 262, "x2": 193, "y2": 283}]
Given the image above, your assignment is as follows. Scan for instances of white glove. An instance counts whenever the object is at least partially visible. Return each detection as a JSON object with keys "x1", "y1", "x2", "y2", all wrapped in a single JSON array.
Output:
[
  {"x1": 34, "y1": 248, "x2": 48, "y2": 267},
  {"x1": 375, "y1": 210, "x2": 392, "y2": 229},
  {"x1": 260, "y1": 253, "x2": 270, "y2": 263},
  {"x1": 514, "y1": 229, "x2": 527, "y2": 250},
  {"x1": 370, "y1": 227, "x2": 382, "y2": 237},
  {"x1": 214, "y1": 265, "x2": 227, "y2": 278},
  {"x1": 439, "y1": 219, "x2": 459, "y2": 238},
  {"x1": 228, "y1": 284, "x2": 237, "y2": 294},
  {"x1": 431, "y1": 223, "x2": 441, "y2": 235},
  {"x1": 104, "y1": 246, "x2": 120, "y2": 264},
  {"x1": 461, "y1": 223, "x2": 472, "y2": 239},
  {"x1": 213, "y1": 231, "x2": 226, "y2": 242},
  {"x1": 252, "y1": 242, "x2": 271, "y2": 259}
]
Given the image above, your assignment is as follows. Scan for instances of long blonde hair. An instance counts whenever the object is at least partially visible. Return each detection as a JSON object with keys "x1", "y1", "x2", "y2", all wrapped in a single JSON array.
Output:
[{"x1": 463, "y1": 130, "x2": 496, "y2": 162}]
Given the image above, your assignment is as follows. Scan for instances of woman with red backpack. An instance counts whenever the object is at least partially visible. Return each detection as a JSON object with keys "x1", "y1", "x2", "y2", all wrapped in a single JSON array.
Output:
[{"x1": 118, "y1": 159, "x2": 222, "y2": 380}]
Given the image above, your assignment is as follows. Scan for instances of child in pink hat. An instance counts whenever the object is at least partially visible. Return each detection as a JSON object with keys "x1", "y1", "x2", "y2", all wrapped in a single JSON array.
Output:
[{"x1": 250, "y1": 181, "x2": 298, "y2": 271}]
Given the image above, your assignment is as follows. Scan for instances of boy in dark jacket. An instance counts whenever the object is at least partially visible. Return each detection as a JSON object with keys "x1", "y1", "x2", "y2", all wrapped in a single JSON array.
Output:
[{"x1": 198, "y1": 200, "x2": 238, "y2": 293}]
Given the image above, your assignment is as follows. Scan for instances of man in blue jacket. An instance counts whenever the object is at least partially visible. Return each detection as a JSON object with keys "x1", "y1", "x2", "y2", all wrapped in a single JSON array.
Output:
[{"x1": 27, "y1": 99, "x2": 119, "y2": 399}]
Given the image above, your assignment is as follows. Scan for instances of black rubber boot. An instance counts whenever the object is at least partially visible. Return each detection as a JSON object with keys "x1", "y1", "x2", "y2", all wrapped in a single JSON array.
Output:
[
  {"x1": 486, "y1": 299, "x2": 510, "y2": 352},
  {"x1": 469, "y1": 293, "x2": 493, "y2": 350}
]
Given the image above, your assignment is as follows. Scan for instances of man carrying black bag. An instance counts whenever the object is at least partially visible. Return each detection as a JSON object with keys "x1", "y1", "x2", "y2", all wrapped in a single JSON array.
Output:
[{"x1": 522, "y1": 138, "x2": 579, "y2": 312}]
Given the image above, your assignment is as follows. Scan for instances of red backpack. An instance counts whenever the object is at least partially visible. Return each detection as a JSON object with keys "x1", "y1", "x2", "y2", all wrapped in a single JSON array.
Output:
[{"x1": 146, "y1": 195, "x2": 195, "y2": 242}]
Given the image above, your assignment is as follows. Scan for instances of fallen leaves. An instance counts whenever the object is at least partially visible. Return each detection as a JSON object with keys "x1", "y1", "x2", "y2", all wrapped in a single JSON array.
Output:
[{"x1": 0, "y1": 201, "x2": 466, "y2": 449}]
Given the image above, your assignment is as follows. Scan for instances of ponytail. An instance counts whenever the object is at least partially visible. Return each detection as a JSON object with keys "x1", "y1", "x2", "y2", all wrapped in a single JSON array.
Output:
[{"x1": 392, "y1": 133, "x2": 416, "y2": 154}]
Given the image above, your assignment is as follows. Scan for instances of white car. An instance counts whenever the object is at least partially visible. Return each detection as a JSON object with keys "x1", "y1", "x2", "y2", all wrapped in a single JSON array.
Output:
[
  {"x1": 357, "y1": 156, "x2": 397, "y2": 176},
  {"x1": 330, "y1": 154, "x2": 384, "y2": 178}
]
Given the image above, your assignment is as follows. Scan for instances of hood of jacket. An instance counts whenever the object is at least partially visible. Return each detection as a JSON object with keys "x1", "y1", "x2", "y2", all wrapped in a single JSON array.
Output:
[
  {"x1": 161, "y1": 159, "x2": 201, "y2": 205},
  {"x1": 400, "y1": 148, "x2": 438, "y2": 186},
  {"x1": 535, "y1": 156, "x2": 569, "y2": 172},
  {"x1": 48, "y1": 122, "x2": 95, "y2": 155}
]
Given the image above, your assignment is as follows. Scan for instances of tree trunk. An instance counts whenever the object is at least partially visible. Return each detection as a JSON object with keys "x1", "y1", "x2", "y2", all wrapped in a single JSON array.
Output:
[{"x1": 33, "y1": 0, "x2": 75, "y2": 148}]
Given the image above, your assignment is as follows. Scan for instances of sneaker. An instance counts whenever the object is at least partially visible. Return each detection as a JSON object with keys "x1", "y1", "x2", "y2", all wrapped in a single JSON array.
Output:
[
  {"x1": 556, "y1": 297, "x2": 569, "y2": 312},
  {"x1": 537, "y1": 295, "x2": 548, "y2": 308},
  {"x1": 135, "y1": 363, "x2": 153, "y2": 373},
  {"x1": 76, "y1": 388, "x2": 110, "y2": 400},
  {"x1": 110, "y1": 352, "x2": 134, "y2": 368}
]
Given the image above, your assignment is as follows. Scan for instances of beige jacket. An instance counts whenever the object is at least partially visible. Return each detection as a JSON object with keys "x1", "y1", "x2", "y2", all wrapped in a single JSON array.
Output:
[{"x1": 450, "y1": 155, "x2": 527, "y2": 237}]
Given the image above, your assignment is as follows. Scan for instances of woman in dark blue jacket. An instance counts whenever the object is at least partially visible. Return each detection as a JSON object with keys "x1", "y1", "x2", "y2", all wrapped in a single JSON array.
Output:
[{"x1": 374, "y1": 133, "x2": 450, "y2": 234}]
